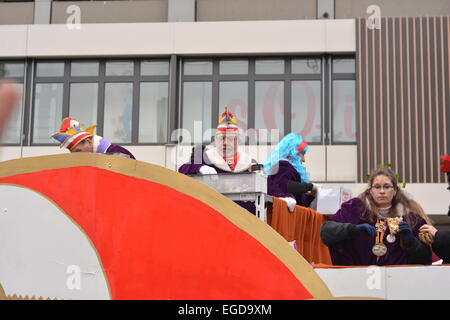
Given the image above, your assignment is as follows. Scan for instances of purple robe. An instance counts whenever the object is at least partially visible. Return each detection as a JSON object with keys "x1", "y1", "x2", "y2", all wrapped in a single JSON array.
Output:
[
  {"x1": 328, "y1": 197, "x2": 430, "y2": 266},
  {"x1": 267, "y1": 160, "x2": 314, "y2": 208},
  {"x1": 95, "y1": 137, "x2": 136, "y2": 159}
]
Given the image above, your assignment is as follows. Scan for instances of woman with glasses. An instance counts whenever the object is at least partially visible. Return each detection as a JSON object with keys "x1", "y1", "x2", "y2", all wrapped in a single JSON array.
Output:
[
  {"x1": 263, "y1": 133, "x2": 318, "y2": 212},
  {"x1": 320, "y1": 167, "x2": 432, "y2": 266}
]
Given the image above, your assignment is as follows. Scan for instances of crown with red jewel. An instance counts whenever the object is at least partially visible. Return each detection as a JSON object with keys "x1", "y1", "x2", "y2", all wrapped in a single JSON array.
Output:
[{"x1": 51, "y1": 117, "x2": 96, "y2": 150}]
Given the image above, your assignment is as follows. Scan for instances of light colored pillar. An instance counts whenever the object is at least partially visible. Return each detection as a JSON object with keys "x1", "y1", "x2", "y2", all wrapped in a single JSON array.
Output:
[
  {"x1": 34, "y1": 0, "x2": 52, "y2": 24},
  {"x1": 317, "y1": 0, "x2": 334, "y2": 19},
  {"x1": 168, "y1": 0, "x2": 196, "y2": 22}
]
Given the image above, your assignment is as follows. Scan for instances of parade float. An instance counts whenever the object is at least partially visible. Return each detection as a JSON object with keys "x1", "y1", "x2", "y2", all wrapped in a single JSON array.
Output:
[{"x1": 0, "y1": 153, "x2": 449, "y2": 300}]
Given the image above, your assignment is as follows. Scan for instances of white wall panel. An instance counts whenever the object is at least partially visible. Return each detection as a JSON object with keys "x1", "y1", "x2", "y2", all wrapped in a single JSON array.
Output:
[
  {"x1": 0, "y1": 19, "x2": 356, "y2": 58},
  {"x1": 326, "y1": 145, "x2": 357, "y2": 181},
  {"x1": 0, "y1": 25, "x2": 28, "y2": 58}
]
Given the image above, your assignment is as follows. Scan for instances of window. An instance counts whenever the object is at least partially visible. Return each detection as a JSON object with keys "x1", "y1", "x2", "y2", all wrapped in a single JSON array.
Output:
[
  {"x1": 29, "y1": 59, "x2": 170, "y2": 145},
  {"x1": 33, "y1": 83, "x2": 64, "y2": 144},
  {"x1": 180, "y1": 56, "x2": 355, "y2": 146},
  {"x1": 139, "y1": 82, "x2": 169, "y2": 143},
  {"x1": 255, "y1": 81, "x2": 284, "y2": 143},
  {"x1": 13, "y1": 56, "x2": 355, "y2": 148},
  {"x1": 0, "y1": 61, "x2": 25, "y2": 145},
  {"x1": 291, "y1": 81, "x2": 321, "y2": 143},
  {"x1": 331, "y1": 57, "x2": 356, "y2": 143}
]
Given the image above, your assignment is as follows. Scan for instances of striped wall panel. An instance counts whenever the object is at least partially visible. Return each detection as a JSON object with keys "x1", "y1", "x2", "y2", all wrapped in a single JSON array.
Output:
[{"x1": 357, "y1": 17, "x2": 450, "y2": 183}]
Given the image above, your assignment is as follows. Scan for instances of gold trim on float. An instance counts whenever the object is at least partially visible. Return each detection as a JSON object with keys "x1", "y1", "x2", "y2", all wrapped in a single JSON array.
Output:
[
  {"x1": 0, "y1": 282, "x2": 57, "y2": 300},
  {"x1": 0, "y1": 153, "x2": 333, "y2": 299}
]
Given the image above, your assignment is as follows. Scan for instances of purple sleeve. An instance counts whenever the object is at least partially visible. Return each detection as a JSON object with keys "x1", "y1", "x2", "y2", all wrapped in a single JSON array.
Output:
[
  {"x1": 106, "y1": 144, "x2": 136, "y2": 160},
  {"x1": 178, "y1": 163, "x2": 204, "y2": 174},
  {"x1": 267, "y1": 164, "x2": 297, "y2": 199},
  {"x1": 329, "y1": 198, "x2": 364, "y2": 224}
]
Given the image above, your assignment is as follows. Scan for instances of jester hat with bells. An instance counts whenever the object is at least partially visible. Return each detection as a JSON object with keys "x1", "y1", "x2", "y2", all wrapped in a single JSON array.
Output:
[{"x1": 52, "y1": 118, "x2": 96, "y2": 151}]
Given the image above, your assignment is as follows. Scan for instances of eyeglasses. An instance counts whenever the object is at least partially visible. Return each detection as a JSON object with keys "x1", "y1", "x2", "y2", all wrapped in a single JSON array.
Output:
[{"x1": 371, "y1": 185, "x2": 395, "y2": 191}]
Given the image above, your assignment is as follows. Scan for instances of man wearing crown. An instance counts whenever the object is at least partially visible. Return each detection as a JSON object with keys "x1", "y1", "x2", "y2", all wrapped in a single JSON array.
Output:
[
  {"x1": 179, "y1": 108, "x2": 258, "y2": 213},
  {"x1": 51, "y1": 118, "x2": 136, "y2": 159}
]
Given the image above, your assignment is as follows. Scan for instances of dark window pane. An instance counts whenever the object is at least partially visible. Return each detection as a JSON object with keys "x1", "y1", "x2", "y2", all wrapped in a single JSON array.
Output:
[
  {"x1": 141, "y1": 61, "x2": 169, "y2": 76},
  {"x1": 3, "y1": 83, "x2": 23, "y2": 144},
  {"x1": 139, "y1": 82, "x2": 169, "y2": 143},
  {"x1": 36, "y1": 62, "x2": 64, "y2": 77},
  {"x1": 182, "y1": 82, "x2": 212, "y2": 144},
  {"x1": 33, "y1": 83, "x2": 64, "y2": 143},
  {"x1": 104, "y1": 83, "x2": 133, "y2": 143},
  {"x1": 333, "y1": 58, "x2": 355, "y2": 73},
  {"x1": 0, "y1": 62, "x2": 25, "y2": 78},
  {"x1": 291, "y1": 81, "x2": 321, "y2": 143},
  {"x1": 219, "y1": 81, "x2": 248, "y2": 131},
  {"x1": 219, "y1": 60, "x2": 248, "y2": 75},
  {"x1": 69, "y1": 83, "x2": 98, "y2": 127},
  {"x1": 184, "y1": 61, "x2": 212, "y2": 75},
  {"x1": 292, "y1": 58, "x2": 321, "y2": 74},
  {"x1": 332, "y1": 80, "x2": 356, "y2": 143},
  {"x1": 71, "y1": 62, "x2": 99, "y2": 77},
  {"x1": 255, "y1": 59, "x2": 284, "y2": 74},
  {"x1": 105, "y1": 61, "x2": 134, "y2": 76},
  {"x1": 255, "y1": 81, "x2": 284, "y2": 143}
]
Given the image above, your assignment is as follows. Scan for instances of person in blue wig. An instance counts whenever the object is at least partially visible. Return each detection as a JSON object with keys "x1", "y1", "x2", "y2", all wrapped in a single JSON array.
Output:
[{"x1": 264, "y1": 133, "x2": 318, "y2": 212}]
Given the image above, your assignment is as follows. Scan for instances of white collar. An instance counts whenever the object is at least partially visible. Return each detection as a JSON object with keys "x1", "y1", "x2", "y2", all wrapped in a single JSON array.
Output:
[{"x1": 205, "y1": 146, "x2": 253, "y2": 173}]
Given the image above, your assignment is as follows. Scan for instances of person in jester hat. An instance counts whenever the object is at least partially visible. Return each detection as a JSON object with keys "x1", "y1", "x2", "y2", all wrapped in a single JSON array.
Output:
[
  {"x1": 51, "y1": 117, "x2": 136, "y2": 159},
  {"x1": 178, "y1": 107, "x2": 258, "y2": 214}
]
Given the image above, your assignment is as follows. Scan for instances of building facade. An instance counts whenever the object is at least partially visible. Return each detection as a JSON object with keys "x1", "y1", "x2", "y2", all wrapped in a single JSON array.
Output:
[{"x1": 0, "y1": 0, "x2": 449, "y2": 217}]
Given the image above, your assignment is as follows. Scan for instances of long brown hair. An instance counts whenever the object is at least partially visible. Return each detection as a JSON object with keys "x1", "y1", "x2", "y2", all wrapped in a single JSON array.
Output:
[{"x1": 359, "y1": 167, "x2": 432, "y2": 228}]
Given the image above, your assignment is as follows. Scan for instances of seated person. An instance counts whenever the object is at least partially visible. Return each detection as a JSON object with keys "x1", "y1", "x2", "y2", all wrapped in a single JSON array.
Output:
[
  {"x1": 52, "y1": 117, "x2": 136, "y2": 159},
  {"x1": 178, "y1": 108, "x2": 258, "y2": 214},
  {"x1": 263, "y1": 133, "x2": 318, "y2": 212},
  {"x1": 320, "y1": 167, "x2": 432, "y2": 266},
  {"x1": 418, "y1": 224, "x2": 450, "y2": 264}
]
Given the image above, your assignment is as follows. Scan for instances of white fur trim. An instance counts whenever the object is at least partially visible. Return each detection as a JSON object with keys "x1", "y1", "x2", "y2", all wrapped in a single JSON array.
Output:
[
  {"x1": 93, "y1": 135, "x2": 103, "y2": 153},
  {"x1": 205, "y1": 146, "x2": 253, "y2": 173}
]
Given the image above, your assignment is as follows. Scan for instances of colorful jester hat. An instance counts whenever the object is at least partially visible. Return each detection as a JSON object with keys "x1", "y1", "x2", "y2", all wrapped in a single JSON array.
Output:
[
  {"x1": 51, "y1": 118, "x2": 96, "y2": 151},
  {"x1": 217, "y1": 107, "x2": 239, "y2": 133}
]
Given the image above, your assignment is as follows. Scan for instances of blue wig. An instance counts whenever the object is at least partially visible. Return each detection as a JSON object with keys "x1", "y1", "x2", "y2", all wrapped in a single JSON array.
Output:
[{"x1": 263, "y1": 133, "x2": 310, "y2": 182}]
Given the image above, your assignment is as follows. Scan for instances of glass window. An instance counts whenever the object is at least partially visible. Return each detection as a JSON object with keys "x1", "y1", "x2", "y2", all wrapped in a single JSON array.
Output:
[
  {"x1": 184, "y1": 61, "x2": 212, "y2": 75},
  {"x1": 333, "y1": 58, "x2": 356, "y2": 73},
  {"x1": 219, "y1": 60, "x2": 248, "y2": 75},
  {"x1": 36, "y1": 62, "x2": 65, "y2": 77},
  {"x1": 69, "y1": 83, "x2": 98, "y2": 127},
  {"x1": 219, "y1": 81, "x2": 248, "y2": 131},
  {"x1": 291, "y1": 81, "x2": 322, "y2": 143},
  {"x1": 104, "y1": 83, "x2": 133, "y2": 143},
  {"x1": 292, "y1": 58, "x2": 321, "y2": 74},
  {"x1": 105, "y1": 61, "x2": 134, "y2": 76},
  {"x1": 3, "y1": 83, "x2": 23, "y2": 144},
  {"x1": 71, "y1": 62, "x2": 99, "y2": 77},
  {"x1": 139, "y1": 82, "x2": 169, "y2": 143},
  {"x1": 332, "y1": 80, "x2": 356, "y2": 143},
  {"x1": 255, "y1": 81, "x2": 284, "y2": 143},
  {"x1": 33, "y1": 83, "x2": 64, "y2": 144},
  {"x1": 255, "y1": 59, "x2": 284, "y2": 74},
  {"x1": 0, "y1": 62, "x2": 25, "y2": 78},
  {"x1": 182, "y1": 82, "x2": 212, "y2": 144},
  {"x1": 141, "y1": 61, "x2": 169, "y2": 76}
]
